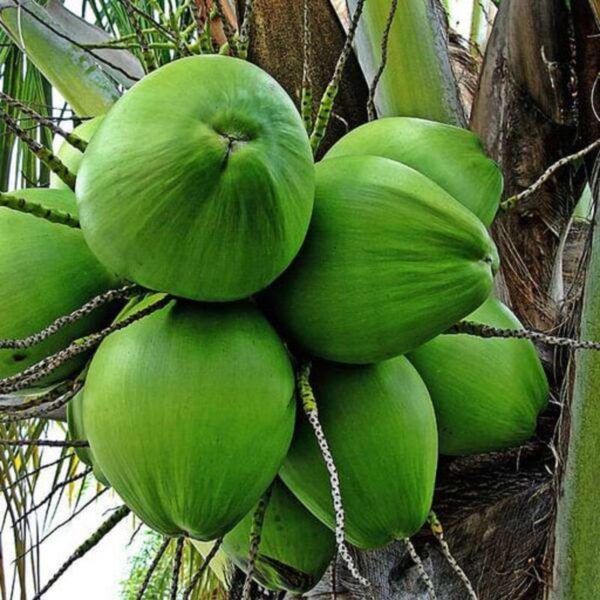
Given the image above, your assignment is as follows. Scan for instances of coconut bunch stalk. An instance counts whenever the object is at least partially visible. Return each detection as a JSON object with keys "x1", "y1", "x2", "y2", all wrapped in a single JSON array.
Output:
[{"x1": 56, "y1": 47, "x2": 494, "y2": 599}]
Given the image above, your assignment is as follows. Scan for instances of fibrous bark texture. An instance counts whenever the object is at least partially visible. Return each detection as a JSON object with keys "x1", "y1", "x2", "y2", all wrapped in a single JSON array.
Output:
[
  {"x1": 246, "y1": 0, "x2": 369, "y2": 155},
  {"x1": 471, "y1": 0, "x2": 579, "y2": 330}
]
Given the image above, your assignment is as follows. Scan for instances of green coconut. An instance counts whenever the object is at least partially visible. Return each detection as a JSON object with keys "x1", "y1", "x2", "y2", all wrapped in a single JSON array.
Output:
[
  {"x1": 222, "y1": 478, "x2": 335, "y2": 593},
  {"x1": 264, "y1": 155, "x2": 498, "y2": 364},
  {"x1": 66, "y1": 390, "x2": 110, "y2": 486},
  {"x1": 50, "y1": 117, "x2": 104, "y2": 190},
  {"x1": 408, "y1": 297, "x2": 549, "y2": 456},
  {"x1": 0, "y1": 188, "x2": 119, "y2": 383},
  {"x1": 76, "y1": 55, "x2": 315, "y2": 302},
  {"x1": 83, "y1": 299, "x2": 296, "y2": 540},
  {"x1": 280, "y1": 357, "x2": 438, "y2": 550},
  {"x1": 325, "y1": 117, "x2": 503, "y2": 227}
]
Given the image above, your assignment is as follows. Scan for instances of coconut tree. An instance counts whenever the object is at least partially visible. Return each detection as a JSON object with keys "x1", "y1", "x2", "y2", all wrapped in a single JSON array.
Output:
[{"x1": 0, "y1": 0, "x2": 599, "y2": 598}]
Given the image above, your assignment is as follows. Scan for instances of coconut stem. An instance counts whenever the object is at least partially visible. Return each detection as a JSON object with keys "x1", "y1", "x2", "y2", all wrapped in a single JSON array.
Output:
[
  {"x1": 428, "y1": 512, "x2": 478, "y2": 600},
  {"x1": 366, "y1": 0, "x2": 398, "y2": 121},
  {"x1": 297, "y1": 362, "x2": 370, "y2": 588},
  {"x1": 237, "y1": 0, "x2": 255, "y2": 59},
  {"x1": 0, "y1": 191, "x2": 80, "y2": 228},
  {"x1": 309, "y1": 0, "x2": 367, "y2": 155},
  {"x1": 0, "y1": 438, "x2": 88, "y2": 448},
  {"x1": 0, "y1": 92, "x2": 88, "y2": 153},
  {"x1": 214, "y1": 0, "x2": 238, "y2": 56},
  {"x1": 32, "y1": 505, "x2": 130, "y2": 600},
  {"x1": 449, "y1": 321, "x2": 600, "y2": 351},
  {"x1": 169, "y1": 537, "x2": 185, "y2": 600},
  {"x1": 182, "y1": 538, "x2": 223, "y2": 600},
  {"x1": 0, "y1": 110, "x2": 77, "y2": 190},
  {"x1": 135, "y1": 537, "x2": 171, "y2": 600},
  {"x1": 0, "y1": 283, "x2": 142, "y2": 351},
  {"x1": 241, "y1": 486, "x2": 272, "y2": 600},
  {"x1": 122, "y1": 0, "x2": 158, "y2": 72},
  {"x1": 404, "y1": 538, "x2": 437, "y2": 600},
  {"x1": 0, "y1": 382, "x2": 82, "y2": 423},
  {"x1": 301, "y1": 0, "x2": 313, "y2": 133},
  {"x1": 0, "y1": 295, "x2": 171, "y2": 395},
  {"x1": 0, "y1": 382, "x2": 73, "y2": 414},
  {"x1": 501, "y1": 137, "x2": 600, "y2": 210}
]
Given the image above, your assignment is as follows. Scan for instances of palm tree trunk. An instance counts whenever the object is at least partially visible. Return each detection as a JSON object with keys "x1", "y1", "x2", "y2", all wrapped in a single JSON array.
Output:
[
  {"x1": 471, "y1": 0, "x2": 579, "y2": 330},
  {"x1": 549, "y1": 2, "x2": 600, "y2": 598},
  {"x1": 246, "y1": 0, "x2": 369, "y2": 156}
]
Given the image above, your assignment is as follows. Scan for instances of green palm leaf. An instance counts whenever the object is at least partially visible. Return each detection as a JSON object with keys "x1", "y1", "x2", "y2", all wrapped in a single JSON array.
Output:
[
  {"x1": 331, "y1": 0, "x2": 465, "y2": 125},
  {"x1": 0, "y1": 0, "x2": 122, "y2": 116},
  {"x1": 0, "y1": 41, "x2": 53, "y2": 190}
]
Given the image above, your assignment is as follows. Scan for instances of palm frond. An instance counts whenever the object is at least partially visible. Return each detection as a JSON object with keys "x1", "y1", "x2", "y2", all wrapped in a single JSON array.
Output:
[
  {"x1": 330, "y1": 0, "x2": 465, "y2": 124},
  {"x1": 0, "y1": 41, "x2": 54, "y2": 190},
  {"x1": 0, "y1": 0, "x2": 122, "y2": 116}
]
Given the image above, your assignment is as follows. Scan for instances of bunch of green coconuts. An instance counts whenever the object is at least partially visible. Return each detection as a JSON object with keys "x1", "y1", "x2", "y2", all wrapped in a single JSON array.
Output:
[{"x1": 1, "y1": 55, "x2": 549, "y2": 594}]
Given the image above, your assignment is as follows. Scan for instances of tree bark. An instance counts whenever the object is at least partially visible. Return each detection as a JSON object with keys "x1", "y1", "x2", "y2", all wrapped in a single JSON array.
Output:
[
  {"x1": 471, "y1": 0, "x2": 579, "y2": 330},
  {"x1": 246, "y1": 0, "x2": 369, "y2": 156}
]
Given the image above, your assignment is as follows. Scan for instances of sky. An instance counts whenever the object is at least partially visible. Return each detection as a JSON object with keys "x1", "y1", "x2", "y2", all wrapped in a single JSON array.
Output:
[{"x1": 0, "y1": 1, "x2": 486, "y2": 598}]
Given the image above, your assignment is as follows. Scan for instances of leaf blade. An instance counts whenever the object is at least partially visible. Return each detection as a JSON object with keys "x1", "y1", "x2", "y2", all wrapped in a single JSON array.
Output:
[
  {"x1": 0, "y1": 0, "x2": 120, "y2": 116},
  {"x1": 333, "y1": 0, "x2": 465, "y2": 125}
]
